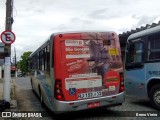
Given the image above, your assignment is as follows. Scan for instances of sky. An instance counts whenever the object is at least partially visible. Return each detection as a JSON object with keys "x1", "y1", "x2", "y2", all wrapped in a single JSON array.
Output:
[{"x1": 0, "y1": 0, "x2": 160, "y2": 61}]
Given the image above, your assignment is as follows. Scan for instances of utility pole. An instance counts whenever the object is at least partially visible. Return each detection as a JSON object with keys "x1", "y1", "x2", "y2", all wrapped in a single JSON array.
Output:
[{"x1": 3, "y1": 0, "x2": 13, "y2": 102}]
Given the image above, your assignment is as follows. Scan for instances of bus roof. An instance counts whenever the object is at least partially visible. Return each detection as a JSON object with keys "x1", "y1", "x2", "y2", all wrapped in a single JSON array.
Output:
[
  {"x1": 29, "y1": 39, "x2": 50, "y2": 58},
  {"x1": 50, "y1": 30, "x2": 116, "y2": 36},
  {"x1": 29, "y1": 31, "x2": 117, "y2": 58},
  {"x1": 128, "y1": 25, "x2": 160, "y2": 40}
]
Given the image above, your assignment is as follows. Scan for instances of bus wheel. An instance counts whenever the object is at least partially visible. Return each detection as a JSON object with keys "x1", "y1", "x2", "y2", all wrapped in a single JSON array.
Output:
[
  {"x1": 39, "y1": 87, "x2": 45, "y2": 106},
  {"x1": 30, "y1": 79, "x2": 33, "y2": 89},
  {"x1": 149, "y1": 84, "x2": 160, "y2": 110}
]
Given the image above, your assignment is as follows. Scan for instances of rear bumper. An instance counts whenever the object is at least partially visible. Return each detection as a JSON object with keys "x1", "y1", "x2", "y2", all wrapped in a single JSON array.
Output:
[{"x1": 52, "y1": 92, "x2": 125, "y2": 113}]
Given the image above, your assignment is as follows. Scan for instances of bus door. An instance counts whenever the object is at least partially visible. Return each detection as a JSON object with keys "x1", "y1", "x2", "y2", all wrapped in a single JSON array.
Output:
[{"x1": 125, "y1": 39, "x2": 146, "y2": 97}]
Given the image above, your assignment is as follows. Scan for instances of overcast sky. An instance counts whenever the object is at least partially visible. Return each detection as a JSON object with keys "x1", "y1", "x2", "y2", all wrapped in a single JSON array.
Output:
[{"x1": 0, "y1": 0, "x2": 160, "y2": 61}]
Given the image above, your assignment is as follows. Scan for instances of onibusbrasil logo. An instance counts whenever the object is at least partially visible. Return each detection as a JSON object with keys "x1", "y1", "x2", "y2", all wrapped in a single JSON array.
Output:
[{"x1": 2, "y1": 112, "x2": 42, "y2": 118}]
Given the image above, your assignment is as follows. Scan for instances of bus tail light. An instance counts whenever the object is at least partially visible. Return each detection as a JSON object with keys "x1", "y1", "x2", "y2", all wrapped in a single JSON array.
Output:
[
  {"x1": 54, "y1": 79, "x2": 65, "y2": 101},
  {"x1": 119, "y1": 72, "x2": 124, "y2": 92}
]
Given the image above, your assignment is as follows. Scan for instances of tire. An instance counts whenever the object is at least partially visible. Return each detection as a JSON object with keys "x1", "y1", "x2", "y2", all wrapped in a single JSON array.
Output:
[
  {"x1": 39, "y1": 87, "x2": 45, "y2": 106},
  {"x1": 30, "y1": 79, "x2": 35, "y2": 93},
  {"x1": 30, "y1": 79, "x2": 33, "y2": 89},
  {"x1": 149, "y1": 84, "x2": 160, "y2": 110}
]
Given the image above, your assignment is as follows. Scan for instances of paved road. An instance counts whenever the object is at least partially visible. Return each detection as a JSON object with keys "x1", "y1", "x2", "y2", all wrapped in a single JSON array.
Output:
[{"x1": 15, "y1": 77, "x2": 160, "y2": 120}]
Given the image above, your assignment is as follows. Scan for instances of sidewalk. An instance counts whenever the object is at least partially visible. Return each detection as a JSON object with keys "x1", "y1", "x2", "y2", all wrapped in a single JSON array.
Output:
[{"x1": 0, "y1": 78, "x2": 18, "y2": 111}]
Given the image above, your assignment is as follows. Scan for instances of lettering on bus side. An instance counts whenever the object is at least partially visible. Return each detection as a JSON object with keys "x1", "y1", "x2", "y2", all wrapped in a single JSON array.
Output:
[{"x1": 148, "y1": 71, "x2": 160, "y2": 75}]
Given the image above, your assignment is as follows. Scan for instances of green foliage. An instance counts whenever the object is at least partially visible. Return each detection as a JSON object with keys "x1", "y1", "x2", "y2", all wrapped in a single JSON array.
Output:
[{"x1": 19, "y1": 51, "x2": 32, "y2": 74}]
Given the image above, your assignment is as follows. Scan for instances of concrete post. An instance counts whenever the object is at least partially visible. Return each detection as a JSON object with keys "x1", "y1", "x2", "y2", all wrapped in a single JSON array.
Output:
[
  {"x1": 3, "y1": 57, "x2": 11, "y2": 102},
  {"x1": 3, "y1": 0, "x2": 13, "y2": 103}
]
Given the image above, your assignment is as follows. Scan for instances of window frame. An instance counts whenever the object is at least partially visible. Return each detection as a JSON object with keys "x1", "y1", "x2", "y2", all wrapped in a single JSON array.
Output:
[
  {"x1": 147, "y1": 32, "x2": 160, "y2": 62},
  {"x1": 125, "y1": 38, "x2": 144, "y2": 70}
]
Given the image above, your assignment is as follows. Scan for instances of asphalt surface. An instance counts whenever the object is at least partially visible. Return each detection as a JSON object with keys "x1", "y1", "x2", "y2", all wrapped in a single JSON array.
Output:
[{"x1": 8, "y1": 77, "x2": 160, "y2": 120}]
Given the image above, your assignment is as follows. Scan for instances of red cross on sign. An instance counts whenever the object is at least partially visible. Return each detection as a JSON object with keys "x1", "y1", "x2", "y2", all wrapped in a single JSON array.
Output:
[{"x1": 0, "y1": 30, "x2": 16, "y2": 45}]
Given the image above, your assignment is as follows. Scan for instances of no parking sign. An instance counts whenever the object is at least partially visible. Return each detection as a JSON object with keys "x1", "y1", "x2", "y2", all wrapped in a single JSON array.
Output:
[{"x1": 0, "y1": 30, "x2": 16, "y2": 45}]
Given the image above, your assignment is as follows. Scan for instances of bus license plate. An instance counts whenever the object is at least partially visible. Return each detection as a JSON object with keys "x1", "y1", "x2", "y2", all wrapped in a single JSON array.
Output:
[
  {"x1": 78, "y1": 91, "x2": 102, "y2": 99},
  {"x1": 88, "y1": 102, "x2": 100, "y2": 108}
]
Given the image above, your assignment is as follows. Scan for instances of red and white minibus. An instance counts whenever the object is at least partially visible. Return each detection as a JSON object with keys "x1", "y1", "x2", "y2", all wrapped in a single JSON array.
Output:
[{"x1": 29, "y1": 31, "x2": 125, "y2": 113}]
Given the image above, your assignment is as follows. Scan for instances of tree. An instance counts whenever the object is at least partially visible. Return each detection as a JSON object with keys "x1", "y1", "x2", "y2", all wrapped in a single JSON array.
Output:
[{"x1": 19, "y1": 51, "x2": 32, "y2": 74}]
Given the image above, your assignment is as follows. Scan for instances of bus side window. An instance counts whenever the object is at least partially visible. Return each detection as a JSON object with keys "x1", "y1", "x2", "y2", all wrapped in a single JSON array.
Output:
[
  {"x1": 127, "y1": 42, "x2": 144, "y2": 64},
  {"x1": 47, "y1": 44, "x2": 50, "y2": 72},
  {"x1": 148, "y1": 33, "x2": 160, "y2": 61}
]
